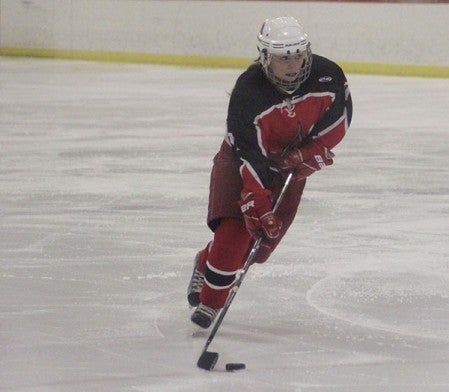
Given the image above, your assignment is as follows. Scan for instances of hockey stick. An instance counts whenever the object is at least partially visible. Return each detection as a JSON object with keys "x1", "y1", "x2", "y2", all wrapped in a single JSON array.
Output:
[{"x1": 197, "y1": 171, "x2": 294, "y2": 371}]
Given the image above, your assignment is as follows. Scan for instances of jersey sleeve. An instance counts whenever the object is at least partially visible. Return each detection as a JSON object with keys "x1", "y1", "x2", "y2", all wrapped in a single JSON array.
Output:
[
  {"x1": 226, "y1": 83, "x2": 274, "y2": 196},
  {"x1": 306, "y1": 63, "x2": 352, "y2": 149}
]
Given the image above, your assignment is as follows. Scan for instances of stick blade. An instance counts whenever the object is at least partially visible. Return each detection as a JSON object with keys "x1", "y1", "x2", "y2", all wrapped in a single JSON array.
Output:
[{"x1": 197, "y1": 351, "x2": 219, "y2": 371}]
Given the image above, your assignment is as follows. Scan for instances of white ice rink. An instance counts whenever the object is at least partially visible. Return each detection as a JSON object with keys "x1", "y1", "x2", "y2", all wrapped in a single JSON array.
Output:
[{"x1": 1, "y1": 57, "x2": 449, "y2": 391}]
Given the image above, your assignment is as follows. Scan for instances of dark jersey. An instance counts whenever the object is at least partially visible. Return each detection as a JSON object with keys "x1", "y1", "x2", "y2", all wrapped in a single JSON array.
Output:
[{"x1": 226, "y1": 54, "x2": 352, "y2": 194}]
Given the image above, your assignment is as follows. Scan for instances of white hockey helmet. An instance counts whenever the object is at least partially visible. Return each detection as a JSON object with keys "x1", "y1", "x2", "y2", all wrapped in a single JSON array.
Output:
[{"x1": 257, "y1": 16, "x2": 312, "y2": 93}]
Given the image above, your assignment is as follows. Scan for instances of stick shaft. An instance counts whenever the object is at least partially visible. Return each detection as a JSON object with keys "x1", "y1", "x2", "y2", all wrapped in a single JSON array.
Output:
[{"x1": 199, "y1": 172, "x2": 294, "y2": 353}]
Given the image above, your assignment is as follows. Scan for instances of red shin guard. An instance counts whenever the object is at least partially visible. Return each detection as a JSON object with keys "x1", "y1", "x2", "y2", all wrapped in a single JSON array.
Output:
[{"x1": 200, "y1": 218, "x2": 251, "y2": 309}]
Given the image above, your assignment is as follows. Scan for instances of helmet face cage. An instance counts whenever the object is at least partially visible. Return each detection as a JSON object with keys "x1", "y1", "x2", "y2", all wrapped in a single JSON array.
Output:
[
  {"x1": 261, "y1": 45, "x2": 312, "y2": 94},
  {"x1": 257, "y1": 17, "x2": 313, "y2": 94}
]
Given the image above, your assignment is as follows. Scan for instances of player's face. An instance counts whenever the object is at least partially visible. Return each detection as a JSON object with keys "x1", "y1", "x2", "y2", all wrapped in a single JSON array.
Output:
[{"x1": 270, "y1": 53, "x2": 305, "y2": 82}]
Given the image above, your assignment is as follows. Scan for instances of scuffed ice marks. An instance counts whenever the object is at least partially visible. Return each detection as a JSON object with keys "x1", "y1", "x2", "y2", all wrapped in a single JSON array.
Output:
[
  {"x1": 1, "y1": 59, "x2": 449, "y2": 391},
  {"x1": 307, "y1": 270, "x2": 449, "y2": 341}
]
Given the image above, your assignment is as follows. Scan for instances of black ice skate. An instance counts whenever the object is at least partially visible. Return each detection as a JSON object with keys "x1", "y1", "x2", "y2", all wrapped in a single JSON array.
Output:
[
  {"x1": 187, "y1": 252, "x2": 205, "y2": 307},
  {"x1": 191, "y1": 303, "x2": 219, "y2": 329}
]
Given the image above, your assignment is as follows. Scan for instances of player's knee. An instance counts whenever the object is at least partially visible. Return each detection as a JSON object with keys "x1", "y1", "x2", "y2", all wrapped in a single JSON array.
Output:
[{"x1": 210, "y1": 218, "x2": 251, "y2": 263}]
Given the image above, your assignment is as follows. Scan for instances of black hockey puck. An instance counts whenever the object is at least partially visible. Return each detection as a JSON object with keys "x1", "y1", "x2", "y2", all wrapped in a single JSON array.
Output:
[{"x1": 225, "y1": 363, "x2": 246, "y2": 372}]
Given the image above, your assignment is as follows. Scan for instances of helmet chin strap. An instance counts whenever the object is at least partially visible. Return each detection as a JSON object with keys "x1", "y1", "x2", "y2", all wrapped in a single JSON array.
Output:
[
  {"x1": 274, "y1": 81, "x2": 300, "y2": 95},
  {"x1": 265, "y1": 65, "x2": 301, "y2": 94}
]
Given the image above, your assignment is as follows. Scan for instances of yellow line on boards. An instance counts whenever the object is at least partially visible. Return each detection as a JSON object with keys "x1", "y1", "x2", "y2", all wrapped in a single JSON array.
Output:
[
  {"x1": 340, "y1": 61, "x2": 449, "y2": 79},
  {"x1": 1, "y1": 47, "x2": 448, "y2": 78}
]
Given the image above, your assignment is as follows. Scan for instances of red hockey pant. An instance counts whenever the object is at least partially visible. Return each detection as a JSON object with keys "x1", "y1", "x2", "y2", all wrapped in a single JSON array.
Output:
[{"x1": 195, "y1": 142, "x2": 306, "y2": 308}]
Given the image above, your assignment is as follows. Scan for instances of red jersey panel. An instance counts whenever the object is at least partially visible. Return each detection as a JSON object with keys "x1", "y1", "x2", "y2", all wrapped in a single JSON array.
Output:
[{"x1": 226, "y1": 54, "x2": 352, "y2": 195}]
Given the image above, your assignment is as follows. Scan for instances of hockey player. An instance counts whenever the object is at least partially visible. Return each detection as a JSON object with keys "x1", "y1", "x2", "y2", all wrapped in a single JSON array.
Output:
[{"x1": 187, "y1": 16, "x2": 352, "y2": 328}]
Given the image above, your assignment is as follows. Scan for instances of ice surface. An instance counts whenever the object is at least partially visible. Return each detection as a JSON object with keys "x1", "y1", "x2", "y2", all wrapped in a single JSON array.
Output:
[{"x1": 1, "y1": 58, "x2": 448, "y2": 391}]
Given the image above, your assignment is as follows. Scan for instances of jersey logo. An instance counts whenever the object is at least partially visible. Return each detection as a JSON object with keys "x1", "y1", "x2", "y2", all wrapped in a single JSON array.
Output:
[
  {"x1": 319, "y1": 76, "x2": 333, "y2": 83},
  {"x1": 283, "y1": 98, "x2": 296, "y2": 118}
]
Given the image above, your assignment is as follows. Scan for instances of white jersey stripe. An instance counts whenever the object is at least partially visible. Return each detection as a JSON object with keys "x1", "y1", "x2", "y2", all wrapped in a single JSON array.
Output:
[
  {"x1": 206, "y1": 260, "x2": 239, "y2": 276},
  {"x1": 239, "y1": 159, "x2": 265, "y2": 188}
]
